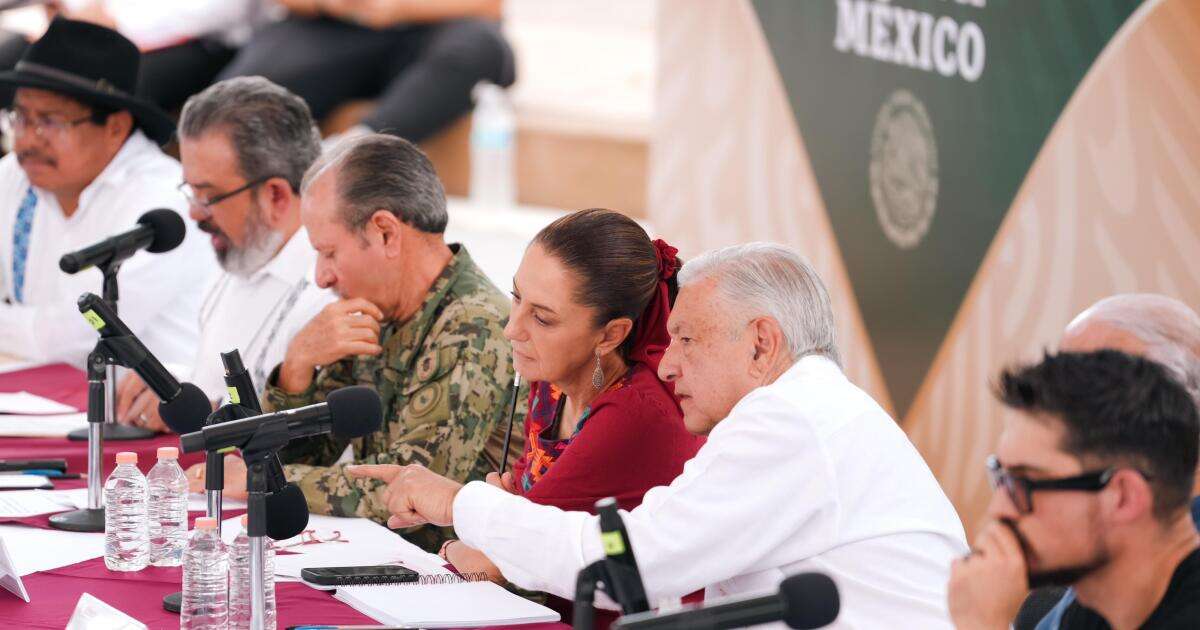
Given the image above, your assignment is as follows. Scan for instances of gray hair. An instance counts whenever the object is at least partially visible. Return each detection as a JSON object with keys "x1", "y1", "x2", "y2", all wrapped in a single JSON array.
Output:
[
  {"x1": 179, "y1": 76, "x2": 321, "y2": 192},
  {"x1": 301, "y1": 134, "x2": 447, "y2": 234},
  {"x1": 1067, "y1": 294, "x2": 1200, "y2": 403},
  {"x1": 679, "y1": 242, "x2": 841, "y2": 366}
]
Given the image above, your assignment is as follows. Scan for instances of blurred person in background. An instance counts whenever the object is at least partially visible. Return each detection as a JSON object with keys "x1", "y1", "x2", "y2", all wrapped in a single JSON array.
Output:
[
  {"x1": 0, "y1": 0, "x2": 268, "y2": 113},
  {"x1": 218, "y1": 0, "x2": 515, "y2": 143}
]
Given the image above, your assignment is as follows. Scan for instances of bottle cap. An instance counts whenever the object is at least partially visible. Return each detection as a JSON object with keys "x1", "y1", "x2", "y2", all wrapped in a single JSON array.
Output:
[
  {"x1": 156, "y1": 446, "x2": 178, "y2": 460},
  {"x1": 194, "y1": 517, "x2": 217, "y2": 530},
  {"x1": 115, "y1": 452, "x2": 137, "y2": 465}
]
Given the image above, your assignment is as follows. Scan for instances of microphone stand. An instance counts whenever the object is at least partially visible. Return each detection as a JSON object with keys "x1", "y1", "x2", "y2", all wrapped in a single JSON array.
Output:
[
  {"x1": 240, "y1": 414, "x2": 291, "y2": 630},
  {"x1": 67, "y1": 262, "x2": 154, "y2": 442},
  {"x1": 573, "y1": 560, "x2": 616, "y2": 630},
  {"x1": 47, "y1": 345, "x2": 108, "y2": 531}
]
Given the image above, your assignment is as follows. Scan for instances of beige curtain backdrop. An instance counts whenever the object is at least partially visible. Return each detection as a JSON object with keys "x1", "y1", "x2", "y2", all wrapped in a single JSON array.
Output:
[
  {"x1": 650, "y1": 0, "x2": 1200, "y2": 534},
  {"x1": 650, "y1": 0, "x2": 893, "y2": 413}
]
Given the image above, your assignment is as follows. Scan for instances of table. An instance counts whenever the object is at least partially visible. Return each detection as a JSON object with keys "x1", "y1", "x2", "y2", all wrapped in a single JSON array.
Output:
[
  {"x1": 0, "y1": 363, "x2": 203, "y2": 478},
  {"x1": 0, "y1": 364, "x2": 570, "y2": 629}
]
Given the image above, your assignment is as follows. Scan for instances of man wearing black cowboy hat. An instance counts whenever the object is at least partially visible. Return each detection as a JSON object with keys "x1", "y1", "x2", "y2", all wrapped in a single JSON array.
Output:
[{"x1": 0, "y1": 18, "x2": 212, "y2": 368}]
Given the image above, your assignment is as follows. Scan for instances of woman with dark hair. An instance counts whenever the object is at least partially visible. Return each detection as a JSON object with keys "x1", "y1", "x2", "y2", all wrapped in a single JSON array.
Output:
[{"x1": 392, "y1": 208, "x2": 703, "y2": 624}]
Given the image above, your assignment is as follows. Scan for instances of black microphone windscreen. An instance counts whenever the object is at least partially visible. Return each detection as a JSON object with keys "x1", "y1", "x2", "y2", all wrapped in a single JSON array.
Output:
[
  {"x1": 779, "y1": 573, "x2": 839, "y2": 629},
  {"x1": 326, "y1": 386, "x2": 383, "y2": 438},
  {"x1": 265, "y1": 484, "x2": 310, "y2": 540},
  {"x1": 159, "y1": 382, "x2": 211, "y2": 434},
  {"x1": 138, "y1": 209, "x2": 186, "y2": 253}
]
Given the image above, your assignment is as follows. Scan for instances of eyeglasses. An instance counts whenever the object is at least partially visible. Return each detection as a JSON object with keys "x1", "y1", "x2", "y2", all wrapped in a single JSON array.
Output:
[
  {"x1": 986, "y1": 454, "x2": 1117, "y2": 514},
  {"x1": 0, "y1": 109, "x2": 92, "y2": 139},
  {"x1": 275, "y1": 528, "x2": 347, "y2": 549},
  {"x1": 178, "y1": 175, "x2": 276, "y2": 211}
]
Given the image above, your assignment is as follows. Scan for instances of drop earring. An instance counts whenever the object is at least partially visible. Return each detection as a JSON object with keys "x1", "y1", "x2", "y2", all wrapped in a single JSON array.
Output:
[{"x1": 592, "y1": 350, "x2": 604, "y2": 389}]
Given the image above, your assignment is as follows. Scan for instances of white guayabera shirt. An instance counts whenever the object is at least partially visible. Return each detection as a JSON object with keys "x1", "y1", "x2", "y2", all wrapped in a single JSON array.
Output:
[
  {"x1": 0, "y1": 130, "x2": 214, "y2": 369},
  {"x1": 453, "y1": 355, "x2": 970, "y2": 629},
  {"x1": 189, "y1": 227, "x2": 334, "y2": 405}
]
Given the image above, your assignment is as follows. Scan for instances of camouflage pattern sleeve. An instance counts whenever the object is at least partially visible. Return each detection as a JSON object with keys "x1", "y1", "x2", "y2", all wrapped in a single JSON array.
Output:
[
  {"x1": 263, "y1": 359, "x2": 358, "y2": 467},
  {"x1": 280, "y1": 342, "x2": 509, "y2": 548}
]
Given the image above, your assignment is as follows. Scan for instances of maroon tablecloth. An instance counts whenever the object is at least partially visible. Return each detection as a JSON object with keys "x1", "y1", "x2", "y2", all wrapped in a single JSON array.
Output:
[
  {"x1": 0, "y1": 363, "x2": 204, "y2": 477},
  {"x1": 0, "y1": 364, "x2": 570, "y2": 629},
  {"x1": 0, "y1": 556, "x2": 570, "y2": 629}
]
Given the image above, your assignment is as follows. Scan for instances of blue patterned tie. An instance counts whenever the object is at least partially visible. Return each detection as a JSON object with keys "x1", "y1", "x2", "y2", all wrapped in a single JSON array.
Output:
[{"x1": 11, "y1": 187, "x2": 36, "y2": 303}]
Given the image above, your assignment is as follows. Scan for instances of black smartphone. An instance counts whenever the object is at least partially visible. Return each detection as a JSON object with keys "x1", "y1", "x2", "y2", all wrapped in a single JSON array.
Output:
[{"x1": 300, "y1": 564, "x2": 421, "y2": 586}]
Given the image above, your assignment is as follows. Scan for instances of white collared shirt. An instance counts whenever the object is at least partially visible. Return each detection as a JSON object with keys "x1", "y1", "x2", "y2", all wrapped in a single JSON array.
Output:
[
  {"x1": 0, "y1": 130, "x2": 214, "y2": 369},
  {"x1": 189, "y1": 227, "x2": 334, "y2": 405},
  {"x1": 453, "y1": 355, "x2": 968, "y2": 629}
]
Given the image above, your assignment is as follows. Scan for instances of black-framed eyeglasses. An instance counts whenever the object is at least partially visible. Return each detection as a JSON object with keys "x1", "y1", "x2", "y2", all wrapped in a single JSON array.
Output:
[
  {"x1": 178, "y1": 175, "x2": 276, "y2": 210},
  {"x1": 986, "y1": 454, "x2": 1117, "y2": 514}
]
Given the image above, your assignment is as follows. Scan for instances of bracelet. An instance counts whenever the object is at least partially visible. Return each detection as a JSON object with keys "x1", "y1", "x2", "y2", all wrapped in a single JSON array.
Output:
[{"x1": 438, "y1": 539, "x2": 458, "y2": 562}]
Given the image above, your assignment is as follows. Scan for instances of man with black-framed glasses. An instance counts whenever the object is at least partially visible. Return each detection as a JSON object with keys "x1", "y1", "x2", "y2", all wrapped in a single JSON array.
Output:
[
  {"x1": 948, "y1": 350, "x2": 1200, "y2": 629},
  {"x1": 113, "y1": 77, "x2": 335, "y2": 433}
]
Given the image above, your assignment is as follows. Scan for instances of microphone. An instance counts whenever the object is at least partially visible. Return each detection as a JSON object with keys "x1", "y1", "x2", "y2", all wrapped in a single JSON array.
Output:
[
  {"x1": 597, "y1": 497, "x2": 650, "y2": 614},
  {"x1": 220, "y1": 350, "x2": 309, "y2": 540},
  {"x1": 76, "y1": 292, "x2": 211, "y2": 432},
  {"x1": 60, "y1": 209, "x2": 186, "y2": 274},
  {"x1": 612, "y1": 573, "x2": 839, "y2": 630},
  {"x1": 179, "y1": 386, "x2": 382, "y2": 454}
]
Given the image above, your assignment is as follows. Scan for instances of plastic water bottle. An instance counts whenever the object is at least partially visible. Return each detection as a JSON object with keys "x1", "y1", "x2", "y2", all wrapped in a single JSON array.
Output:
[
  {"x1": 182, "y1": 516, "x2": 229, "y2": 629},
  {"x1": 147, "y1": 446, "x2": 189, "y2": 567},
  {"x1": 470, "y1": 81, "x2": 517, "y2": 209},
  {"x1": 229, "y1": 515, "x2": 276, "y2": 630},
  {"x1": 103, "y1": 451, "x2": 148, "y2": 572}
]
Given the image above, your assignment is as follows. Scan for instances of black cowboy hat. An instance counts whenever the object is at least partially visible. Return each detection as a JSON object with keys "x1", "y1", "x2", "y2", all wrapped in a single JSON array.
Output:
[{"x1": 0, "y1": 17, "x2": 174, "y2": 146}]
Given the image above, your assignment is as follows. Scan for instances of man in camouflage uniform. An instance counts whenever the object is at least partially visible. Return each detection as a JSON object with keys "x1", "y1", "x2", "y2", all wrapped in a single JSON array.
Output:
[{"x1": 258, "y1": 134, "x2": 522, "y2": 552}]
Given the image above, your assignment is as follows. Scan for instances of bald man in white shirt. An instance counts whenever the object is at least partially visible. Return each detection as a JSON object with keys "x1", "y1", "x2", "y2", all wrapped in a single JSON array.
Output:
[
  {"x1": 0, "y1": 19, "x2": 211, "y2": 369},
  {"x1": 115, "y1": 77, "x2": 334, "y2": 432},
  {"x1": 350, "y1": 243, "x2": 968, "y2": 628}
]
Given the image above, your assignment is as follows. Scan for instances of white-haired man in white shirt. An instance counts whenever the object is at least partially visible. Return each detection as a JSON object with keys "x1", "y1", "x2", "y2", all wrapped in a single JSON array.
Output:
[{"x1": 350, "y1": 242, "x2": 968, "y2": 628}]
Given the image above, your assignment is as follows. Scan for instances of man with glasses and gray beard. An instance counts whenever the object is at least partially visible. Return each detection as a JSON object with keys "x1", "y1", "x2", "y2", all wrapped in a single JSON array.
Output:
[{"x1": 114, "y1": 77, "x2": 333, "y2": 432}]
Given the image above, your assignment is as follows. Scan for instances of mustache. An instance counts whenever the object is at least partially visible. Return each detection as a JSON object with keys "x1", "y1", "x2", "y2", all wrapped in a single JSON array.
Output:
[
  {"x1": 197, "y1": 219, "x2": 225, "y2": 238},
  {"x1": 16, "y1": 150, "x2": 56, "y2": 166}
]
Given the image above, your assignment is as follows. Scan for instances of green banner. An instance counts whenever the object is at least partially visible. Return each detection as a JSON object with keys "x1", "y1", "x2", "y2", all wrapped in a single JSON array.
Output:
[{"x1": 751, "y1": 0, "x2": 1142, "y2": 414}]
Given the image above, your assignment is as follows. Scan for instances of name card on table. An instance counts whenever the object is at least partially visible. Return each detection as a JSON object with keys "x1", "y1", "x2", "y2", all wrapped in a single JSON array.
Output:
[
  {"x1": 65, "y1": 593, "x2": 147, "y2": 630},
  {"x1": 0, "y1": 533, "x2": 29, "y2": 602}
]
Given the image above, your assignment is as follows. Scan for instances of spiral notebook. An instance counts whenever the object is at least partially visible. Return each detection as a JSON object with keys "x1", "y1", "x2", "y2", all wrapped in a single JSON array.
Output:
[{"x1": 332, "y1": 580, "x2": 560, "y2": 628}]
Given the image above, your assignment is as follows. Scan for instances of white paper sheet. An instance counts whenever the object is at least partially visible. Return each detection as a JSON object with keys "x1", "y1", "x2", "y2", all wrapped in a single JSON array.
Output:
[
  {"x1": 0, "y1": 412, "x2": 89, "y2": 437},
  {"x1": 0, "y1": 475, "x2": 52, "y2": 490},
  {"x1": 0, "y1": 534, "x2": 29, "y2": 602},
  {"x1": 44, "y1": 488, "x2": 89, "y2": 509},
  {"x1": 186, "y1": 493, "x2": 246, "y2": 513},
  {"x1": 0, "y1": 391, "x2": 77, "y2": 415},
  {"x1": 334, "y1": 581, "x2": 561, "y2": 628},
  {"x1": 226, "y1": 513, "x2": 409, "y2": 554},
  {"x1": 0, "y1": 489, "x2": 78, "y2": 517},
  {"x1": 0, "y1": 524, "x2": 104, "y2": 575}
]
